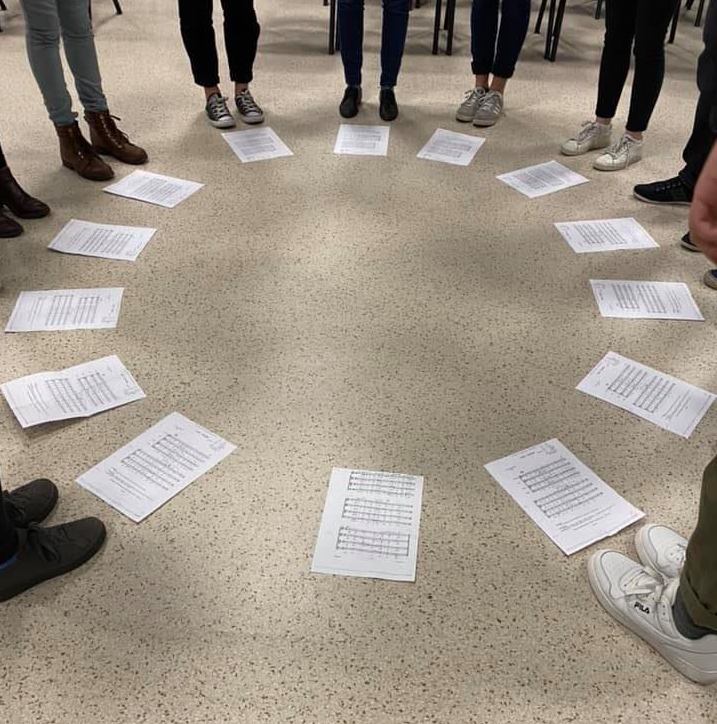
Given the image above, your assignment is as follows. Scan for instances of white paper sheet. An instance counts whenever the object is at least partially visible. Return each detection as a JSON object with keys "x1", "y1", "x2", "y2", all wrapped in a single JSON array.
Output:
[
  {"x1": 5, "y1": 288, "x2": 124, "y2": 332},
  {"x1": 577, "y1": 351, "x2": 716, "y2": 438},
  {"x1": 103, "y1": 170, "x2": 203, "y2": 208},
  {"x1": 590, "y1": 280, "x2": 704, "y2": 321},
  {"x1": 77, "y1": 412, "x2": 236, "y2": 522},
  {"x1": 555, "y1": 218, "x2": 658, "y2": 253},
  {"x1": 497, "y1": 160, "x2": 588, "y2": 198},
  {"x1": 1, "y1": 355, "x2": 144, "y2": 428},
  {"x1": 48, "y1": 219, "x2": 157, "y2": 261},
  {"x1": 222, "y1": 127, "x2": 293, "y2": 163},
  {"x1": 485, "y1": 439, "x2": 644, "y2": 555},
  {"x1": 334, "y1": 124, "x2": 390, "y2": 156},
  {"x1": 417, "y1": 128, "x2": 485, "y2": 166},
  {"x1": 311, "y1": 468, "x2": 424, "y2": 581}
]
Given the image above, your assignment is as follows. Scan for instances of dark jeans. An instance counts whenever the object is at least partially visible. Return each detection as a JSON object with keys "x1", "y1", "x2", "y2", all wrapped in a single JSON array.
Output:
[
  {"x1": 595, "y1": 0, "x2": 677, "y2": 133},
  {"x1": 338, "y1": 0, "x2": 410, "y2": 89},
  {"x1": 470, "y1": 0, "x2": 531, "y2": 79},
  {"x1": 178, "y1": 0, "x2": 260, "y2": 87},
  {"x1": 679, "y1": 0, "x2": 717, "y2": 190},
  {"x1": 0, "y1": 479, "x2": 17, "y2": 564}
]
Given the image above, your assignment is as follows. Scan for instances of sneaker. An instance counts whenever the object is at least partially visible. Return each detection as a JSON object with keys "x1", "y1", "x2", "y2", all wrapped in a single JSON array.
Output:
[
  {"x1": 235, "y1": 90, "x2": 264, "y2": 125},
  {"x1": 588, "y1": 550, "x2": 717, "y2": 685},
  {"x1": 205, "y1": 93, "x2": 235, "y2": 129},
  {"x1": 593, "y1": 134, "x2": 643, "y2": 171},
  {"x1": 340, "y1": 86, "x2": 362, "y2": 119},
  {"x1": 456, "y1": 87, "x2": 486, "y2": 122},
  {"x1": 0, "y1": 518, "x2": 106, "y2": 602},
  {"x1": 633, "y1": 176, "x2": 693, "y2": 205},
  {"x1": 634, "y1": 524, "x2": 687, "y2": 581},
  {"x1": 379, "y1": 88, "x2": 399, "y2": 122},
  {"x1": 704, "y1": 270, "x2": 717, "y2": 289},
  {"x1": 561, "y1": 120, "x2": 612, "y2": 156},
  {"x1": 681, "y1": 232, "x2": 700, "y2": 252},
  {"x1": 473, "y1": 90, "x2": 503, "y2": 128},
  {"x1": 3, "y1": 478, "x2": 58, "y2": 527}
]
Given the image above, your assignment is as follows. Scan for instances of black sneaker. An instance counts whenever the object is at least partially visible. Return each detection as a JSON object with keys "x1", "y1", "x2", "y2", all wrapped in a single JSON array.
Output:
[
  {"x1": 0, "y1": 518, "x2": 106, "y2": 602},
  {"x1": 704, "y1": 270, "x2": 717, "y2": 290},
  {"x1": 379, "y1": 88, "x2": 399, "y2": 122},
  {"x1": 681, "y1": 232, "x2": 701, "y2": 252},
  {"x1": 633, "y1": 176, "x2": 693, "y2": 205},
  {"x1": 205, "y1": 93, "x2": 236, "y2": 129},
  {"x1": 339, "y1": 86, "x2": 361, "y2": 119},
  {"x1": 235, "y1": 90, "x2": 264, "y2": 125},
  {"x1": 3, "y1": 478, "x2": 58, "y2": 527}
]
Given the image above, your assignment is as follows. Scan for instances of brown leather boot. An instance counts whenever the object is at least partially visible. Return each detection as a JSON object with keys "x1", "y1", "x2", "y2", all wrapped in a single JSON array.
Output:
[
  {"x1": 85, "y1": 110, "x2": 148, "y2": 165},
  {"x1": 55, "y1": 122, "x2": 114, "y2": 181},
  {"x1": 0, "y1": 166, "x2": 50, "y2": 219},
  {"x1": 0, "y1": 210, "x2": 23, "y2": 238}
]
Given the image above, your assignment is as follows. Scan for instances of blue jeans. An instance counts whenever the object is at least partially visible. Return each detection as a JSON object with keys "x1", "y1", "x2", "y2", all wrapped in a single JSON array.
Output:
[
  {"x1": 20, "y1": 0, "x2": 108, "y2": 126},
  {"x1": 471, "y1": 0, "x2": 530, "y2": 79},
  {"x1": 338, "y1": 0, "x2": 410, "y2": 89}
]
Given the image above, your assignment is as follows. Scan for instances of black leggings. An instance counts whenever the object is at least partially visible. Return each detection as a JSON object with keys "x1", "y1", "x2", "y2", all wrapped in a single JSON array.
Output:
[
  {"x1": 596, "y1": 0, "x2": 677, "y2": 133},
  {"x1": 0, "y1": 478, "x2": 17, "y2": 564}
]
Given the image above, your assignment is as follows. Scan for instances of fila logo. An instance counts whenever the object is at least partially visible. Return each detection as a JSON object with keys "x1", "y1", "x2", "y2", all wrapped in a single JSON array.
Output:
[{"x1": 634, "y1": 602, "x2": 651, "y2": 615}]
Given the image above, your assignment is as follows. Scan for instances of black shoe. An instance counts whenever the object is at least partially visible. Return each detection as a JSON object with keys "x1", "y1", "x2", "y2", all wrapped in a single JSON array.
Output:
[
  {"x1": 704, "y1": 270, "x2": 717, "y2": 290},
  {"x1": 633, "y1": 176, "x2": 693, "y2": 205},
  {"x1": 379, "y1": 88, "x2": 399, "y2": 122},
  {"x1": 3, "y1": 479, "x2": 59, "y2": 527},
  {"x1": 0, "y1": 209, "x2": 23, "y2": 238},
  {"x1": 0, "y1": 518, "x2": 106, "y2": 603},
  {"x1": 681, "y1": 232, "x2": 701, "y2": 252},
  {"x1": 339, "y1": 86, "x2": 362, "y2": 119},
  {"x1": 0, "y1": 166, "x2": 50, "y2": 219}
]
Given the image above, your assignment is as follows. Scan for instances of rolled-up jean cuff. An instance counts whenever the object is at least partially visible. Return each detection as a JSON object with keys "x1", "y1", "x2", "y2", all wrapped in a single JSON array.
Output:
[{"x1": 679, "y1": 571, "x2": 717, "y2": 633}]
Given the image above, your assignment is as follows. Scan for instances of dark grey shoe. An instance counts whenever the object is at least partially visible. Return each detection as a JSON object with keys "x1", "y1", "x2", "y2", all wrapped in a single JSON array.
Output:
[{"x1": 3, "y1": 478, "x2": 58, "y2": 527}]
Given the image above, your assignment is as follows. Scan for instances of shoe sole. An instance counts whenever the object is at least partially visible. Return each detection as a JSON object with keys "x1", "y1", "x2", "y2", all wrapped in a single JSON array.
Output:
[
  {"x1": 633, "y1": 191, "x2": 691, "y2": 206},
  {"x1": 680, "y1": 240, "x2": 701, "y2": 252},
  {"x1": 456, "y1": 113, "x2": 474, "y2": 123},
  {"x1": 239, "y1": 115, "x2": 265, "y2": 125},
  {"x1": 473, "y1": 118, "x2": 499, "y2": 128},
  {"x1": 62, "y1": 161, "x2": 114, "y2": 182},
  {"x1": 561, "y1": 140, "x2": 611, "y2": 157},
  {"x1": 0, "y1": 227, "x2": 23, "y2": 239},
  {"x1": 588, "y1": 555, "x2": 717, "y2": 685},
  {"x1": 593, "y1": 159, "x2": 642, "y2": 172},
  {"x1": 207, "y1": 118, "x2": 236, "y2": 129}
]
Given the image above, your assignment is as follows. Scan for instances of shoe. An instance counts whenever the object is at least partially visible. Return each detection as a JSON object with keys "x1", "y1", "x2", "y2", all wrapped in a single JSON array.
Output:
[
  {"x1": 588, "y1": 550, "x2": 717, "y2": 685},
  {"x1": 235, "y1": 90, "x2": 264, "y2": 125},
  {"x1": 473, "y1": 90, "x2": 503, "y2": 128},
  {"x1": 55, "y1": 122, "x2": 114, "y2": 181},
  {"x1": 379, "y1": 88, "x2": 399, "y2": 122},
  {"x1": 0, "y1": 210, "x2": 23, "y2": 238},
  {"x1": 3, "y1": 479, "x2": 59, "y2": 528},
  {"x1": 204, "y1": 93, "x2": 236, "y2": 129},
  {"x1": 704, "y1": 270, "x2": 717, "y2": 289},
  {"x1": 339, "y1": 86, "x2": 362, "y2": 119},
  {"x1": 633, "y1": 176, "x2": 693, "y2": 205},
  {"x1": 680, "y1": 232, "x2": 700, "y2": 252},
  {"x1": 635, "y1": 524, "x2": 687, "y2": 581},
  {"x1": 0, "y1": 166, "x2": 50, "y2": 219},
  {"x1": 561, "y1": 120, "x2": 612, "y2": 156},
  {"x1": 0, "y1": 518, "x2": 106, "y2": 603},
  {"x1": 456, "y1": 87, "x2": 486, "y2": 122},
  {"x1": 593, "y1": 134, "x2": 643, "y2": 171},
  {"x1": 85, "y1": 111, "x2": 148, "y2": 165}
]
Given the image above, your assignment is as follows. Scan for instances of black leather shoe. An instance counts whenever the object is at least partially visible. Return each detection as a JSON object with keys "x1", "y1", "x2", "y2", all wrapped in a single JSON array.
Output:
[
  {"x1": 0, "y1": 210, "x2": 23, "y2": 238},
  {"x1": 339, "y1": 86, "x2": 362, "y2": 119},
  {"x1": 0, "y1": 166, "x2": 50, "y2": 219},
  {"x1": 3, "y1": 479, "x2": 59, "y2": 527},
  {"x1": 379, "y1": 88, "x2": 399, "y2": 122}
]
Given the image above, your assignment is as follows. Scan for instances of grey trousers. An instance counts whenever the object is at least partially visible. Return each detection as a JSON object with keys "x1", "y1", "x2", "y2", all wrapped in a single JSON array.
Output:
[{"x1": 20, "y1": 0, "x2": 108, "y2": 126}]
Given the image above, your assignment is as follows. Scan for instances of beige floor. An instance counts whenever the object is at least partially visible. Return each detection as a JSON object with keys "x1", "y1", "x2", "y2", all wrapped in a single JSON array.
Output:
[{"x1": 1, "y1": 1, "x2": 716, "y2": 722}]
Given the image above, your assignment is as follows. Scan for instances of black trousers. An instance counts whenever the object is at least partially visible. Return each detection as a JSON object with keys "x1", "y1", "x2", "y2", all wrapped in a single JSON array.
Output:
[
  {"x1": 0, "y1": 142, "x2": 6, "y2": 168},
  {"x1": 0, "y1": 478, "x2": 17, "y2": 564},
  {"x1": 178, "y1": 0, "x2": 260, "y2": 87},
  {"x1": 680, "y1": 0, "x2": 717, "y2": 189},
  {"x1": 595, "y1": 0, "x2": 677, "y2": 133}
]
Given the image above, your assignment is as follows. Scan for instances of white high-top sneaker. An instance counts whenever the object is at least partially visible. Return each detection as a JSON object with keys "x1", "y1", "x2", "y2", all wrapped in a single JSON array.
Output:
[
  {"x1": 635, "y1": 524, "x2": 687, "y2": 581},
  {"x1": 594, "y1": 133, "x2": 643, "y2": 171}
]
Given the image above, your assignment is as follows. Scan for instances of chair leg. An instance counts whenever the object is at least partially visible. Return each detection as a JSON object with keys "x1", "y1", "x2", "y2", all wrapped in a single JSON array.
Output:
[
  {"x1": 668, "y1": 0, "x2": 681, "y2": 44},
  {"x1": 0, "y1": 1, "x2": 7, "y2": 11},
  {"x1": 549, "y1": 0, "x2": 567, "y2": 62},
  {"x1": 535, "y1": 0, "x2": 548, "y2": 33},
  {"x1": 696, "y1": 0, "x2": 706, "y2": 26},
  {"x1": 595, "y1": 0, "x2": 604, "y2": 20},
  {"x1": 432, "y1": 0, "x2": 443, "y2": 54},
  {"x1": 329, "y1": 0, "x2": 337, "y2": 54},
  {"x1": 544, "y1": 0, "x2": 556, "y2": 59},
  {"x1": 112, "y1": 0, "x2": 123, "y2": 14},
  {"x1": 445, "y1": 0, "x2": 456, "y2": 56}
]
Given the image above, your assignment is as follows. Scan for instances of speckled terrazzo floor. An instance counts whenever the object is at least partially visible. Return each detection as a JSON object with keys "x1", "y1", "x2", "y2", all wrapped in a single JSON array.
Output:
[{"x1": 0, "y1": 1, "x2": 716, "y2": 722}]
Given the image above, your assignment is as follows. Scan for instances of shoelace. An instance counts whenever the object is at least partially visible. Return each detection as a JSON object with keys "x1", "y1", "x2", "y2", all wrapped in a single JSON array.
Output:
[
  {"x1": 208, "y1": 95, "x2": 231, "y2": 119},
  {"x1": 621, "y1": 566, "x2": 665, "y2": 602},
  {"x1": 666, "y1": 542, "x2": 687, "y2": 568},
  {"x1": 655, "y1": 177, "x2": 684, "y2": 192},
  {"x1": 237, "y1": 92, "x2": 261, "y2": 115},
  {"x1": 605, "y1": 135, "x2": 637, "y2": 160},
  {"x1": 481, "y1": 92, "x2": 502, "y2": 114},
  {"x1": 463, "y1": 88, "x2": 483, "y2": 103},
  {"x1": 575, "y1": 120, "x2": 601, "y2": 143}
]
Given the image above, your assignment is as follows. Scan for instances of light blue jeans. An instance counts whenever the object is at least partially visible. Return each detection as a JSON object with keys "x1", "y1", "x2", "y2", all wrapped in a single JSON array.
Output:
[{"x1": 20, "y1": 0, "x2": 108, "y2": 126}]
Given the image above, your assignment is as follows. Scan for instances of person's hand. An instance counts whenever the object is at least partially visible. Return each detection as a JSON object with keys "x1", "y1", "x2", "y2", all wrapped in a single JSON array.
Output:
[{"x1": 690, "y1": 141, "x2": 717, "y2": 265}]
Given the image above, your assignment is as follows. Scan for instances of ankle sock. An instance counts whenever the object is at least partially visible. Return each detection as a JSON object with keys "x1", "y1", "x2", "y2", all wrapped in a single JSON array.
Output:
[{"x1": 673, "y1": 587, "x2": 715, "y2": 640}]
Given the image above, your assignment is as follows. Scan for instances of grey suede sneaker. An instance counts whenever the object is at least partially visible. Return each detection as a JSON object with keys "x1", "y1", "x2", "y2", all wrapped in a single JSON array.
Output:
[
  {"x1": 473, "y1": 90, "x2": 503, "y2": 127},
  {"x1": 456, "y1": 87, "x2": 486, "y2": 122}
]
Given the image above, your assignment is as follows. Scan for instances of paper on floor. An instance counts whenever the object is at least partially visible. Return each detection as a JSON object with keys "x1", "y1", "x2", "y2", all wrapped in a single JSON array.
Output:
[
  {"x1": 590, "y1": 280, "x2": 704, "y2": 321},
  {"x1": 1, "y1": 355, "x2": 144, "y2": 428},
  {"x1": 417, "y1": 128, "x2": 485, "y2": 166},
  {"x1": 103, "y1": 170, "x2": 203, "y2": 208},
  {"x1": 334, "y1": 124, "x2": 390, "y2": 156},
  {"x1": 312, "y1": 468, "x2": 424, "y2": 581},
  {"x1": 555, "y1": 218, "x2": 658, "y2": 253},
  {"x1": 497, "y1": 160, "x2": 588, "y2": 198},
  {"x1": 48, "y1": 219, "x2": 157, "y2": 261},
  {"x1": 485, "y1": 439, "x2": 644, "y2": 555},
  {"x1": 5, "y1": 288, "x2": 124, "y2": 332},
  {"x1": 577, "y1": 351, "x2": 715, "y2": 438},
  {"x1": 222, "y1": 127, "x2": 293, "y2": 163},
  {"x1": 77, "y1": 412, "x2": 236, "y2": 522}
]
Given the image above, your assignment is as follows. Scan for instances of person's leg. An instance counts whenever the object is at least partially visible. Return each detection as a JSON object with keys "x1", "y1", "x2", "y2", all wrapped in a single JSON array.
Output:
[
  {"x1": 624, "y1": 0, "x2": 677, "y2": 136},
  {"x1": 338, "y1": 0, "x2": 364, "y2": 88},
  {"x1": 379, "y1": 0, "x2": 410, "y2": 89},
  {"x1": 471, "y1": 0, "x2": 500, "y2": 89},
  {"x1": 491, "y1": 0, "x2": 531, "y2": 89},
  {"x1": 220, "y1": 0, "x2": 260, "y2": 92},
  {"x1": 19, "y1": 0, "x2": 75, "y2": 126},
  {"x1": 178, "y1": 0, "x2": 221, "y2": 97}
]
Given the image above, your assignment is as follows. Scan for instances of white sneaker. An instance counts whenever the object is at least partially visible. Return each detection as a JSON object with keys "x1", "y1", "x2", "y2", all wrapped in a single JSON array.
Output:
[
  {"x1": 588, "y1": 550, "x2": 717, "y2": 685},
  {"x1": 635, "y1": 524, "x2": 687, "y2": 581},
  {"x1": 560, "y1": 120, "x2": 612, "y2": 156},
  {"x1": 456, "y1": 87, "x2": 486, "y2": 123},
  {"x1": 593, "y1": 134, "x2": 643, "y2": 171}
]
